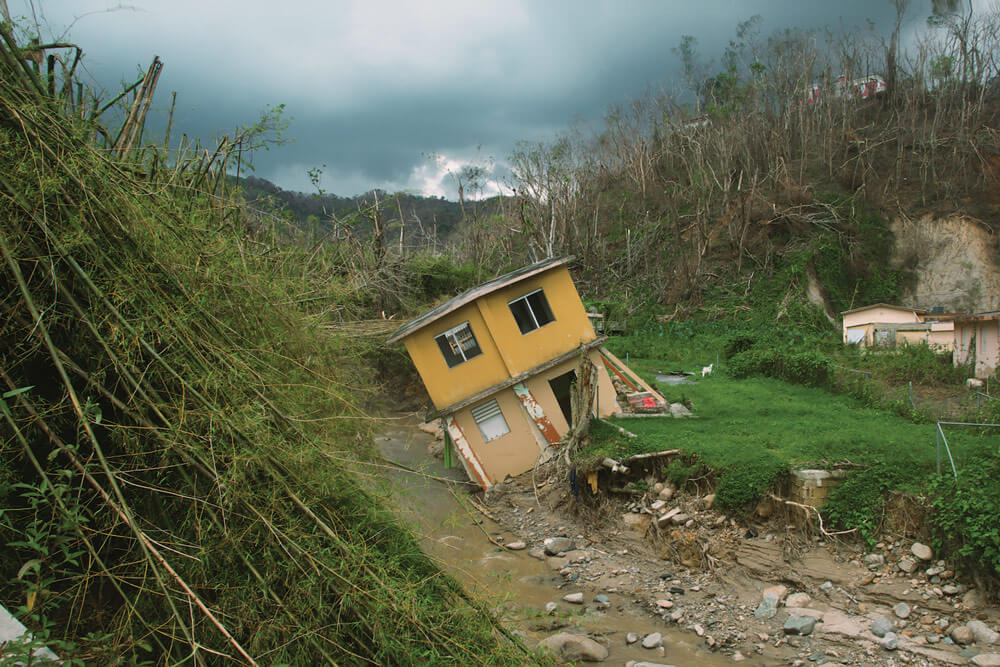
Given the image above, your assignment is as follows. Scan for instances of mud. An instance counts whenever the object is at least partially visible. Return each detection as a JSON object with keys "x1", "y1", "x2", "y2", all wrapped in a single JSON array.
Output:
[{"x1": 378, "y1": 416, "x2": 999, "y2": 665}]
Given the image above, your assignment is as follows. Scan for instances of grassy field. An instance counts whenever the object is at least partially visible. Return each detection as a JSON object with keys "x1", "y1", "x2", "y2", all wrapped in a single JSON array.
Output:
[{"x1": 579, "y1": 357, "x2": 999, "y2": 513}]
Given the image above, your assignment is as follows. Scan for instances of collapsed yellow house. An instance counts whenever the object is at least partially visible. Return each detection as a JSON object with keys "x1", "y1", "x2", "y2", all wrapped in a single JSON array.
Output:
[{"x1": 388, "y1": 256, "x2": 663, "y2": 489}]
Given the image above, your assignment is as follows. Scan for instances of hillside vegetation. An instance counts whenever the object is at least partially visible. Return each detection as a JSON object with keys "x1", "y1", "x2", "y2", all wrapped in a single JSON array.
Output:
[{"x1": 0, "y1": 23, "x2": 530, "y2": 665}]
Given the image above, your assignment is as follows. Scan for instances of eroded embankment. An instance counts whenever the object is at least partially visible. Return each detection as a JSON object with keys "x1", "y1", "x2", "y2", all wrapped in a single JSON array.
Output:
[{"x1": 478, "y1": 453, "x2": 1000, "y2": 666}]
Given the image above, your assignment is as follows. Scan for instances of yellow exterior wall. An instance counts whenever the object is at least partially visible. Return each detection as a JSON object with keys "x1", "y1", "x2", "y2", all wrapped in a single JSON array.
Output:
[
  {"x1": 454, "y1": 391, "x2": 542, "y2": 483},
  {"x1": 475, "y1": 266, "x2": 597, "y2": 377},
  {"x1": 402, "y1": 303, "x2": 508, "y2": 410},
  {"x1": 842, "y1": 306, "x2": 920, "y2": 344}
]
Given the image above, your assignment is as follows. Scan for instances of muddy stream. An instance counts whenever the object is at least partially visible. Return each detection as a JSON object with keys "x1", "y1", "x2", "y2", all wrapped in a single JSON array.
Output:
[{"x1": 378, "y1": 417, "x2": 731, "y2": 665}]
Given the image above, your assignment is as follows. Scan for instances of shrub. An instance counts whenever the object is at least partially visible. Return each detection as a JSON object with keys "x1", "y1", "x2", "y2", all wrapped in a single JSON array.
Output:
[
  {"x1": 714, "y1": 452, "x2": 787, "y2": 512},
  {"x1": 927, "y1": 461, "x2": 1000, "y2": 578},
  {"x1": 727, "y1": 347, "x2": 833, "y2": 386},
  {"x1": 823, "y1": 462, "x2": 910, "y2": 543}
]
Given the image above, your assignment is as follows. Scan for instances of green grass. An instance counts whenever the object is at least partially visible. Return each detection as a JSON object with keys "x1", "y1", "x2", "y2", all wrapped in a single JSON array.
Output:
[{"x1": 580, "y1": 357, "x2": 999, "y2": 513}]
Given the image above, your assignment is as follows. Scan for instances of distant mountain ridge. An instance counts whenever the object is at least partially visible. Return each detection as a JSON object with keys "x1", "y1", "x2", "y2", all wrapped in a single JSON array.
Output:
[{"x1": 240, "y1": 175, "x2": 469, "y2": 241}]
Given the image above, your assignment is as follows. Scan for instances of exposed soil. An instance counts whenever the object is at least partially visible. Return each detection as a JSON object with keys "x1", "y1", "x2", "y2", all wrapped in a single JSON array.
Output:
[{"x1": 479, "y1": 463, "x2": 1000, "y2": 666}]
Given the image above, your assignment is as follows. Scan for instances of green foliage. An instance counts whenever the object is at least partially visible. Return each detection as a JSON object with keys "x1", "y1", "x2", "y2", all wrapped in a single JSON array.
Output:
[
  {"x1": 727, "y1": 347, "x2": 833, "y2": 386},
  {"x1": 714, "y1": 452, "x2": 787, "y2": 512},
  {"x1": 406, "y1": 253, "x2": 478, "y2": 302},
  {"x1": 823, "y1": 462, "x2": 913, "y2": 543},
  {"x1": 663, "y1": 459, "x2": 703, "y2": 488},
  {"x1": 927, "y1": 461, "x2": 1000, "y2": 577},
  {"x1": 854, "y1": 343, "x2": 965, "y2": 385}
]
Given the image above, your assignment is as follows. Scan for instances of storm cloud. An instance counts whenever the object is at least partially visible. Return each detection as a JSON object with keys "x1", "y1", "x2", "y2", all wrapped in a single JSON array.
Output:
[{"x1": 13, "y1": 1, "x2": 942, "y2": 197}]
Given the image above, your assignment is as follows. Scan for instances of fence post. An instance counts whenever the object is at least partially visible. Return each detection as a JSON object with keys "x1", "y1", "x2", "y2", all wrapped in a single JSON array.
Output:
[{"x1": 935, "y1": 424, "x2": 941, "y2": 476}]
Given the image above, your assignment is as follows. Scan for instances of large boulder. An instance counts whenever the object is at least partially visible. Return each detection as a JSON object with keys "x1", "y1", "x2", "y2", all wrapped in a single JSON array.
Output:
[
  {"x1": 537, "y1": 633, "x2": 609, "y2": 662},
  {"x1": 543, "y1": 537, "x2": 574, "y2": 556},
  {"x1": 968, "y1": 620, "x2": 1000, "y2": 645},
  {"x1": 783, "y1": 616, "x2": 816, "y2": 636}
]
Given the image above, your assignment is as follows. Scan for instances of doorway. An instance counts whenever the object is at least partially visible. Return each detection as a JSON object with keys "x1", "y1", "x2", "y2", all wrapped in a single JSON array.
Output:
[{"x1": 548, "y1": 370, "x2": 577, "y2": 425}]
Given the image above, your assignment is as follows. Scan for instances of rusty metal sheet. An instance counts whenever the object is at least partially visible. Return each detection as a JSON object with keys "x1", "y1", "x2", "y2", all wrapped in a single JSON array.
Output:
[
  {"x1": 512, "y1": 383, "x2": 561, "y2": 444},
  {"x1": 445, "y1": 415, "x2": 491, "y2": 489}
]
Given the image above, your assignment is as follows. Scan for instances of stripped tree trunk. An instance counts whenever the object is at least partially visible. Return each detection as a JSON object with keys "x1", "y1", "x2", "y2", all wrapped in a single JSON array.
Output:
[{"x1": 561, "y1": 351, "x2": 597, "y2": 465}]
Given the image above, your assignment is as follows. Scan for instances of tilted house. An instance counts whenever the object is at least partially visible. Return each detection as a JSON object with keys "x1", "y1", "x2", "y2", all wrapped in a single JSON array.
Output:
[{"x1": 388, "y1": 257, "x2": 661, "y2": 489}]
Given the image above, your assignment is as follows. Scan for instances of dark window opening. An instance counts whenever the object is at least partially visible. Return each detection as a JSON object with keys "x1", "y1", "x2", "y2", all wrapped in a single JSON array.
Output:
[
  {"x1": 435, "y1": 322, "x2": 482, "y2": 368},
  {"x1": 548, "y1": 370, "x2": 577, "y2": 425},
  {"x1": 508, "y1": 289, "x2": 555, "y2": 335}
]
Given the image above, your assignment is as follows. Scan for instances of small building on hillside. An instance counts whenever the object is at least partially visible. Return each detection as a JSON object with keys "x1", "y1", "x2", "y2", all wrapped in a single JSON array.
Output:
[
  {"x1": 954, "y1": 311, "x2": 1000, "y2": 378},
  {"x1": 841, "y1": 303, "x2": 955, "y2": 351},
  {"x1": 388, "y1": 256, "x2": 664, "y2": 489}
]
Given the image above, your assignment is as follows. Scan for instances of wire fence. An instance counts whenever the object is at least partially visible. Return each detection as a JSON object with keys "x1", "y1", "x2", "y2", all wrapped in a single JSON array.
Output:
[{"x1": 935, "y1": 421, "x2": 1000, "y2": 478}]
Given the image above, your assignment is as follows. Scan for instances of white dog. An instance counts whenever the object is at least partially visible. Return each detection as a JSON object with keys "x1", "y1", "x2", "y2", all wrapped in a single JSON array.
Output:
[
  {"x1": 967, "y1": 378, "x2": 984, "y2": 390},
  {"x1": 701, "y1": 363, "x2": 713, "y2": 377}
]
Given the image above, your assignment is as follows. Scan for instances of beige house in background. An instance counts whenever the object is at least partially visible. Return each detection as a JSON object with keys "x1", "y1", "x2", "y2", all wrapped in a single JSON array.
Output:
[
  {"x1": 388, "y1": 257, "x2": 664, "y2": 489},
  {"x1": 841, "y1": 303, "x2": 955, "y2": 351},
  {"x1": 842, "y1": 303, "x2": 1000, "y2": 377},
  {"x1": 954, "y1": 312, "x2": 1000, "y2": 378}
]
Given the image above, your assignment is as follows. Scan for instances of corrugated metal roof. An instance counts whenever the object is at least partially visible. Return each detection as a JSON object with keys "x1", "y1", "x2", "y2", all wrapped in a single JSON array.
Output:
[{"x1": 387, "y1": 256, "x2": 574, "y2": 344}]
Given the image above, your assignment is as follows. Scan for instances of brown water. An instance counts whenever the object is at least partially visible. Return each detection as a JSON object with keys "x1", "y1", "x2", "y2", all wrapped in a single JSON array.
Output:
[{"x1": 376, "y1": 417, "x2": 731, "y2": 665}]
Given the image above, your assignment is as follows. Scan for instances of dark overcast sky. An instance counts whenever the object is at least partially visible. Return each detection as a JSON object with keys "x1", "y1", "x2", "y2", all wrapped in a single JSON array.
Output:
[{"x1": 10, "y1": 1, "x2": 954, "y2": 198}]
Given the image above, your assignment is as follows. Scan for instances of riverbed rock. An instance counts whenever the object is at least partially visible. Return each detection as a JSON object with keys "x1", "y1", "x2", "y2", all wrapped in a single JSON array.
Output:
[
  {"x1": 537, "y1": 633, "x2": 609, "y2": 662},
  {"x1": 544, "y1": 537, "x2": 574, "y2": 555},
  {"x1": 951, "y1": 625, "x2": 975, "y2": 645},
  {"x1": 863, "y1": 553, "x2": 885, "y2": 568},
  {"x1": 880, "y1": 631, "x2": 900, "y2": 650},
  {"x1": 657, "y1": 508, "x2": 681, "y2": 526},
  {"x1": 641, "y1": 632, "x2": 662, "y2": 649},
  {"x1": 623, "y1": 513, "x2": 651, "y2": 533},
  {"x1": 968, "y1": 620, "x2": 999, "y2": 645},
  {"x1": 658, "y1": 486, "x2": 675, "y2": 501},
  {"x1": 822, "y1": 610, "x2": 864, "y2": 638},
  {"x1": 528, "y1": 547, "x2": 546, "y2": 560},
  {"x1": 894, "y1": 602, "x2": 912, "y2": 619},
  {"x1": 785, "y1": 592, "x2": 811, "y2": 608},
  {"x1": 898, "y1": 558, "x2": 918, "y2": 574},
  {"x1": 964, "y1": 589, "x2": 988, "y2": 610},
  {"x1": 650, "y1": 500, "x2": 666, "y2": 512},
  {"x1": 872, "y1": 617, "x2": 895, "y2": 638},
  {"x1": 626, "y1": 632, "x2": 639, "y2": 644},
  {"x1": 783, "y1": 616, "x2": 816, "y2": 636},
  {"x1": 562, "y1": 592, "x2": 584, "y2": 604},
  {"x1": 594, "y1": 594, "x2": 610, "y2": 610},
  {"x1": 911, "y1": 542, "x2": 933, "y2": 561},
  {"x1": 755, "y1": 594, "x2": 779, "y2": 619},
  {"x1": 972, "y1": 654, "x2": 1000, "y2": 666},
  {"x1": 669, "y1": 512, "x2": 690, "y2": 526},
  {"x1": 506, "y1": 540, "x2": 526, "y2": 550},
  {"x1": 545, "y1": 602, "x2": 557, "y2": 614},
  {"x1": 702, "y1": 493, "x2": 715, "y2": 509}
]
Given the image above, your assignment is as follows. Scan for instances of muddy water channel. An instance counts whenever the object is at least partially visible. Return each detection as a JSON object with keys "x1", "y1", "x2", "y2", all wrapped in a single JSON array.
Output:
[{"x1": 377, "y1": 417, "x2": 727, "y2": 666}]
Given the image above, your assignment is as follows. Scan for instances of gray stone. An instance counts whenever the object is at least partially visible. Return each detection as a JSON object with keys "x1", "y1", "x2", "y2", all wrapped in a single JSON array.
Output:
[
  {"x1": 626, "y1": 632, "x2": 639, "y2": 644},
  {"x1": 642, "y1": 631, "x2": 662, "y2": 649},
  {"x1": 964, "y1": 589, "x2": 988, "y2": 610},
  {"x1": 898, "y1": 558, "x2": 918, "y2": 573},
  {"x1": 670, "y1": 512, "x2": 690, "y2": 525},
  {"x1": 880, "y1": 631, "x2": 899, "y2": 650},
  {"x1": 820, "y1": 581, "x2": 834, "y2": 591},
  {"x1": 894, "y1": 602, "x2": 912, "y2": 619},
  {"x1": 562, "y1": 592, "x2": 584, "y2": 604},
  {"x1": 537, "y1": 633, "x2": 609, "y2": 662},
  {"x1": 545, "y1": 602, "x2": 557, "y2": 614},
  {"x1": 872, "y1": 617, "x2": 895, "y2": 638},
  {"x1": 863, "y1": 553, "x2": 886, "y2": 568},
  {"x1": 528, "y1": 547, "x2": 546, "y2": 560},
  {"x1": 972, "y1": 654, "x2": 1000, "y2": 666},
  {"x1": 968, "y1": 620, "x2": 1000, "y2": 645},
  {"x1": 506, "y1": 540, "x2": 527, "y2": 550},
  {"x1": 786, "y1": 592, "x2": 812, "y2": 608},
  {"x1": 952, "y1": 625, "x2": 975, "y2": 645},
  {"x1": 669, "y1": 403, "x2": 692, "y2": 418},
  {"x1": 783, "y1": 616, "x2": 816, "y2": 636},
  {"x1": 911, "y1": 542, "x2": 933, "y2": 560},
  {"x1": 755, "y1": 593, "x2": 779, "y2": 619},
  {"x1": 658, "y1": 486, "x2": 675, "y2": 501},
  {"x1": 544, "y1": 537, "x2": 574, "y2": 556},
  {"x1": 943, "y1": 584, "x2": 960, "y2": 595}
]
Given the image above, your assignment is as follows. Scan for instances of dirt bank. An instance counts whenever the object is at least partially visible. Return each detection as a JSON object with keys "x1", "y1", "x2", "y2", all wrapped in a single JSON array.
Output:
[{"x1": 481, "y1": 464, "x2": 1000, "y2": 666}]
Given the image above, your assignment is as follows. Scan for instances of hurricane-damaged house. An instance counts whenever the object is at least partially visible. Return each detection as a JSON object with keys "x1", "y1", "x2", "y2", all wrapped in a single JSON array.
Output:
[{"x1": 388, "y1": 257, "x2": 663, "y2": 489}]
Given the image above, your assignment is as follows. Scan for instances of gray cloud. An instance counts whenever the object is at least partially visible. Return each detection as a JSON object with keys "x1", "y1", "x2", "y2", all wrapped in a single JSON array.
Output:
[{"x1": 14, "y1": 0, "x2": 936, "y2": 196}]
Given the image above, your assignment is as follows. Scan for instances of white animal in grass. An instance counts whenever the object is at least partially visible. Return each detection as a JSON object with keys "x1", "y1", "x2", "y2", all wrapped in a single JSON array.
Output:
[
  {"x1": 701, "y1": 363, "x2": 714, "y2": 377},
  {"x1": 967, "y1": 378, "x2": 984, "y2": 389}
]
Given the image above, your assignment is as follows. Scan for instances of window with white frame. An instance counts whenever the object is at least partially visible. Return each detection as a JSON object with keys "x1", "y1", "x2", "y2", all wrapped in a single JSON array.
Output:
[
  {"x1": 508, "y1": 289, "x2": 555, "y2": 334},
  {"x1": 471, "y1": 400, "x2": 510, "y2": 442},
  {"x1": 434, "y1": 322, "x2": 482, "y2": 368}
]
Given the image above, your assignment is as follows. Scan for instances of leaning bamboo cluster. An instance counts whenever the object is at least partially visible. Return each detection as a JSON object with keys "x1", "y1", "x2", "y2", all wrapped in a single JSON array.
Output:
[{"x1": 0, "y1": 26, "x2": 525, "y2": 665}]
